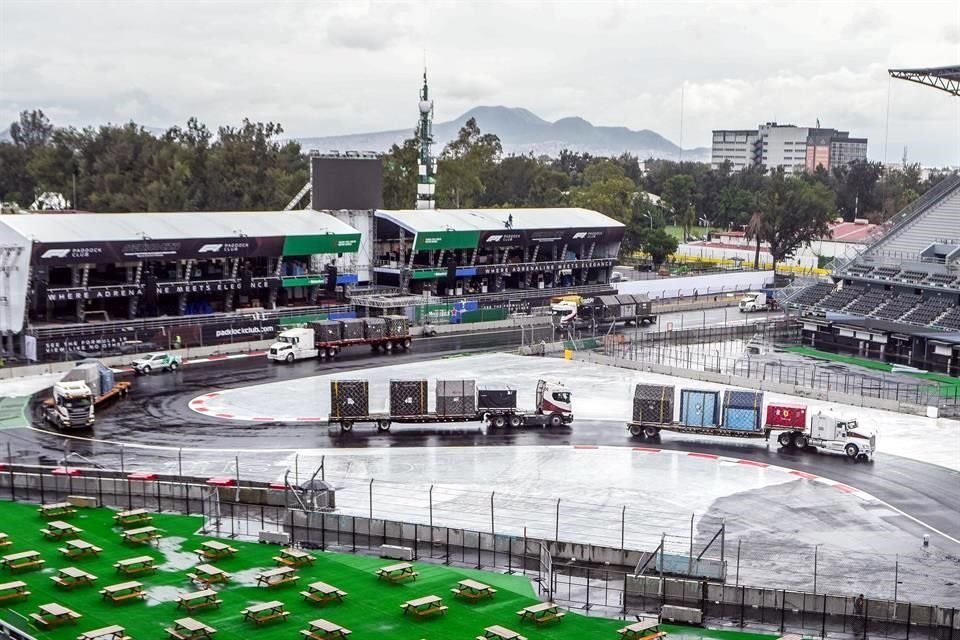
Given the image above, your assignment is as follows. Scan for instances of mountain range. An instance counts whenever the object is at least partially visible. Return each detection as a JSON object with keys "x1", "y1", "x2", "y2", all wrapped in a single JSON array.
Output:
[{"x1": 294, "y1": 106, "x2": 710, "y2": 162}]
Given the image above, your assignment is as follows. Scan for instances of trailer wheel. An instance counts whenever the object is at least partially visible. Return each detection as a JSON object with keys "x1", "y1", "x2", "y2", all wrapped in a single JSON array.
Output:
[
  {"x1": 643, "y1": 426, "x2": 660, "y2": 439},
  {"x1": 777, "y1": 431, "x2": 794, "y2": 448},
  {"x1": 402, "y1": 338, "x2": 412, "y2": 350},
  {"x1": 793, "y1": 433, "x2": 808, "y2": 449},
  {"x1": 376, "y1": 419, "x2": 391, "y2": 432},
  {"x1": 628, "y1": 424, "x2": 643, "y2": 438},
  {"x1": 508, "y1": 414, "x2": 522, "y2": 428},
  {"x1": 285, "y1": 353, "x2": 294, "y2": 364},
  {"x1": 340, "y1": 421, "x2": 353, "y2": 432},
  {"x1": 384, "y1": 341, "x2": 394, "y2": 352},
  {"x1": 327, "y1": 347, "x2": 338, "y2": 359},
  {"x1": 844, "y1": 443, "x2": 859, "y2": 458},
  {"x1": 492, "y1": 415, "x2": 507, "y2": 429}
]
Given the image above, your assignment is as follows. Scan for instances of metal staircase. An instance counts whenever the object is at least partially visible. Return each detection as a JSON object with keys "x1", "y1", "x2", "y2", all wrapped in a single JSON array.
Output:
[{"x1": 284, "y1": 182, "x2": 312, "y2": 211}]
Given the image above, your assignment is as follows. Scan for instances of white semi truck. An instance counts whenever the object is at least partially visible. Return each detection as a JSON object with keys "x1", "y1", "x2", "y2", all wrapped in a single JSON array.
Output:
[
  {"x1": 268, "y1": 317, "x2": 412, "y2": 363},
  {"x1": 739, "y1": 290, "x2": 778, "y2": 312}
]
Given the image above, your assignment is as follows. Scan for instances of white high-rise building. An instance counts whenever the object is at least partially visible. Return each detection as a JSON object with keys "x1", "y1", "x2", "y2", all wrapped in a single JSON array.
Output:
[{"x1": 711, "y1": 122, "x2": 867, "y2": 174}]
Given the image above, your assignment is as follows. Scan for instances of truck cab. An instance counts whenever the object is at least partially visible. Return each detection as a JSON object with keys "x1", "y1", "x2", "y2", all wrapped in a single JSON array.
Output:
[
  {"x1": 268, "y1": 328, "x2": 317, "y2": 363},
  {"x1": 535, "y1": 380, "x2": 574, "y2": 425},
  {"x1": 46, "y1": 381, "x2": 95, "y2": 429},
  {"x1": 739, "y1": 291, "x2": 767, "y2": 312},
  {"x1": 803, "y1": 413, "x2": 876, "y2": 461},
  {"x1": 550, "y1": 295, "x2": 582, "y2": 328}
]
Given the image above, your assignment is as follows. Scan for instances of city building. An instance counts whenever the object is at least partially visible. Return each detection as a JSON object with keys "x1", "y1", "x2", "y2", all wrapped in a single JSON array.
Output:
[{"x1": 712, "y1": 122, "x2": 867, "y2": 174}]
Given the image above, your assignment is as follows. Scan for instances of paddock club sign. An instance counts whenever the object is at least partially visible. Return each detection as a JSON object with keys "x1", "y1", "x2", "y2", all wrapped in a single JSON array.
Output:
[
  {"x1": 477, "y1": 227, "x2": 625, "y2": 247},
  {"x1": 30, "y1": 233, "x2": 361, "y2": 265},
  {"x1": 44, "y1": 278, "x2": 280, "y2": 302}
]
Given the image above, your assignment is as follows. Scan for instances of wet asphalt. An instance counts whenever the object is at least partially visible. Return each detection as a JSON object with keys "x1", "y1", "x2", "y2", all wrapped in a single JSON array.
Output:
[{"x1": 3, "y1": 320, "x2": 958, "y2": 543}]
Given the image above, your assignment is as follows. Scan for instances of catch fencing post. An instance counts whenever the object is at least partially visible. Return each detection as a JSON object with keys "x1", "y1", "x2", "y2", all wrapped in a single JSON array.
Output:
[
  {"x1": 555, "y1": 498, "x2": 560, "y2": 542},
  {"x1": 688, "y1": 513, "x2": 694, "y2": 576},
  {"x1": 6, "y1": 443, "x2": 13, "y2": 501},
  {"x1": 813, "y1": 545, "x2": 819, "y2": 594},
  {"x1": 490, "y1": 492, "x2": 495, "y2": 567},
  {"x1": 428, "y1": 485, "x2": 433, "y2": 528},
  {"x1": 369, "y1": 479, "x2": 374, "y2": 520},
  {"x1": 621, "y1": 506, "x2": 626, "y2": 552},
  {"x1": 735, "y1": 539, "x2": 741, "y2": 586}
]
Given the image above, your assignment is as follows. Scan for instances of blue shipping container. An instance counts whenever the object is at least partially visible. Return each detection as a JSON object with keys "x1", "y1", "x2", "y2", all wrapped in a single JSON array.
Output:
[
  {"x1": 680, "y1": 390, "x2": 719, "y2": 427},
  {"x1": 98, "y1": 368, "x2": 115, "y2": 396},
  {"x1": 724, "y1": 407, "x2": 760, "y2": 431},
  {"x1": 724, "y1": 390, "x2": 763, "y2": 409}
]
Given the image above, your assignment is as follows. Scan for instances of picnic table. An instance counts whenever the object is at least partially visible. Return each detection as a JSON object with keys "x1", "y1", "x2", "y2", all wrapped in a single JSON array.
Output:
[
  {"x1": 53, "y1": 567, "x2": 98, "y2": 589},
  {"x1": 0, "y1": 580, "x2": 30, "y2": 602},
  {"x1": 166, "y1": 617, "x2": 216, "y2": 640},
  {"x1": 300, "y1": 581, "x2": 347, "y2": 605},
  {"x1": 517, "y1": 601, "x2": 566, "y2": 625},
  {"x1": 121, "y1": 525, "x2": 161, "y2": 545},
  {"x1": 187, "y1": 564, "x2": 230, "y2": 586},
  {"x1": 256, "y1": 566, "x2": 299, "y2": 587},
  {"x1": 39, "y1": 502, "x2": 77, "y2": 519},
  {"x1": 375, "y1": 562, "x2": 419, "y2": 583},
  {"x1": 43, "y1": 520, "x2": 83, "y2": 540},
  {"x1": 274, "y1": 547, "x2": 314, "y2": 567},
  {"x1": 301, "y1": 618, "x2": 352, "y2": 639},
  {"x1": 176, "y1": 589, "x2": 223, "y2": 613},
  {"x1": 617, "y1": 619, "x2": 667, "y2": 640},
  {"x1": 30, "y1": 603, "x2": 81, "y2": 628},
  {"x1": 401, "y1": 594, "x2": 448, "y2": 618},
  {"x1": 453, "y1": 578, "x2": 497, "y2": 601},
  {"x1": 60, "y1": 539, "x2": 103, "y2": 559},
  {"x1": 114, "y1": 509, "x2": 152, "y2": 528},
  {"x1": 99, "y1": 580, "x2": 145, "y2": 604},
  {"x1": 196, "y1": 540, "x2": 237, "y2": 561},
  {"x1": 479, "y1": 625, "x2": 528, "y2": 640},
  {"x1": 0, "y1": 533, "x2": 10, "y2": 549},
  {"x1": 77, "y1": 624, "x2": 129, "y2": 640},
  {"x1": 2, "y1": 550, "x2": 44, "y2": 572},
  {"x1": 241, "y1": 600, "x2": 289, "y2": 625},
  {"x1": 114, "y1": 555, "x2": 157, "y2": 576}
]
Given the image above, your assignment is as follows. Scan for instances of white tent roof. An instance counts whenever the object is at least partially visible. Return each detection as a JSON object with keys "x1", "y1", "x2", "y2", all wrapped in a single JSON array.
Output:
[
  {"x1": 375, "y1": 208, "x2": 623, "y2": 234},
  {"x1": 0, "y1": 210, "x2": 359, "y2": 243}
]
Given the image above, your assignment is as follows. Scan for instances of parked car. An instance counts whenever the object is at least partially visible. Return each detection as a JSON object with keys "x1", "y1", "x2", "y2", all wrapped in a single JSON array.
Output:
[{"x1": 131, "y1": 352, "x2": 182, "y2": 375}]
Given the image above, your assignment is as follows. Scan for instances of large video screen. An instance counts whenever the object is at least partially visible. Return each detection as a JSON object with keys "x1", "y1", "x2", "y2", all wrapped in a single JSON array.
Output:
[{"x1": 311, "y1": 156, "x2": 384, "y2": 210}]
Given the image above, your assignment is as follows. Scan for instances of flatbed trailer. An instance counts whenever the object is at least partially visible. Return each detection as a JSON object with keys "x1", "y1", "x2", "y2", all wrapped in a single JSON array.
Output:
[
  {"x1": 330, "y1": 409, "x2": 569, "y2": 432},
  {"x1": 627, "y1": 420, "x2": 803, "y2": 440},
  {"x1": 315, "y1": 335, "x2": 412, "y2": 359}
]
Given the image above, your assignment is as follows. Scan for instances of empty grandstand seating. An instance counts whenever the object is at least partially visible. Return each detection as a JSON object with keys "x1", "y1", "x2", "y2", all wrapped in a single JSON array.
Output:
[
  {"x1": 934, "y1": 307, "x2": 960, "y2": 330},
  {"x1": 844, "y1": 289, "x2": 890, "y2": 317},
  {"x1": 868, "y1": 176, "x2": 960, "y2": 258},
  {"x1": 901, "y1": 296, "x2": 955, "y2": 325},
  {"x1": 872, "y1": 266, "x2": 901, "y2": 280},
  {"x1": 873, "y1": 294, "x2": 922, "y2": 321},
  {"x1": 791, "y1": 282, "x2": 835, "y2": 307},
  {"x1": 843, "y1": 264, "x2": 874, "y2": 277},
  {"x1": 818, "y1": 286, "x2": 864, "y2": 311},
  {"x1": 899, "y1": 270, "x2": 928, "y2": 283},
  {"x1": 927, "y1": 273, "x2": 957, "y2": 288}
]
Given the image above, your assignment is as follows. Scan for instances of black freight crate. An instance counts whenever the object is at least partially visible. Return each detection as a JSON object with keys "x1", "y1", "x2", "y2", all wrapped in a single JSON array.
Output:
[
  {"x1": 311, "y1": 320, "x2": 342, "y2": 343},
  {"x1": 723, "y1": 390, "x2": 764, "y2": 409},
  {"x1": 390, "y1": 380, "x2": 428, "y2": 416},
  {"x1": 633, "y1": 384, "x2": 674, "y2": 423},
  {"x1": 363, "y1": 317, "x2": 387, "y2": 340},
  {"x1": 384, "y1": 315, "x2": 410, "y2": 338},
  {"x1": 338, "y1": 318, "x2": 365, "y2": 341},
  {"x1": 477, "y1": 386, "x2": 517, "y2": 410},
  {"x1": 436, "y1": 379, "x2": 477, "y2": 416},
  {"x1": 330, "y1": 380, "x2": 369, "y2": 418}
]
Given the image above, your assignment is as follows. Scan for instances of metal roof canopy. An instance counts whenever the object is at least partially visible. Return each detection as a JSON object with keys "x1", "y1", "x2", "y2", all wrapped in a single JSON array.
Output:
[
  {"x1": 889, "y1": 66, "x2": 960, "y2": 97},
  {"x1": 0, "y1": 210, "x2": 359, "y2": 243},
  {"x1": 375, "y1": 208, "x2": 624, "y2": 235}
]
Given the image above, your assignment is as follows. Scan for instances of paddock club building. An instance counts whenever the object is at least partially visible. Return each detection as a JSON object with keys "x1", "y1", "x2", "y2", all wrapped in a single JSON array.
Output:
[{"x1": 0, "y1": 210, "x2": 361, "y2": 361}]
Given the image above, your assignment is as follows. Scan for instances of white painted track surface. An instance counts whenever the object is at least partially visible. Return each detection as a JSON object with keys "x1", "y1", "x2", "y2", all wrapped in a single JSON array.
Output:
[{"x1": 190, "y1": 353, "x2": 960, "y2": 471}]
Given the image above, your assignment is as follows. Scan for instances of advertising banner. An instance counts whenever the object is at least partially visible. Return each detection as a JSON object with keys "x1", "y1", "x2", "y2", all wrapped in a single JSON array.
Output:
[
  {"x1": 412, "y1": 230, "x2": 482, "y2": 252},
  {"x1": 32, "y1": 237, "x2": 286, "y2": 265},
  {"x1": 44, "y1": 278, "x2": 280, "y2": 302}
]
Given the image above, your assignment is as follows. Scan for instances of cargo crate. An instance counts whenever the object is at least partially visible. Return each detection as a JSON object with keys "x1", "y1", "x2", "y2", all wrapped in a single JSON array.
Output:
[
  {"x1": 338, "y1": 318, "x2": 365, "y2": 341},
  {"x1": 723, "y1": 406, "x2": 761, "y2": 431},
  {"x1": 723, "y1": 390, "x2": 764, "y2": 409},
  {"x1": 477, "y1": 386, "x2": 517, "y2": 410},
  {"x1": 765, "y1": 404, "x2": 807, "y2": 429},
  {"x1": 679, "y1": 389, "x2": 720, "y2": 427},
  {"x1": 383, "y1": 315, "x2": 410, "y2": 338},
  {"x1": 436, "y1": 379, "x2": 477, "y2": 416},
  {"x1": 390, "y1": 380, "x2": 428, "y2": 416},
  {"x1": 330, "y1": 380, "x2": 369, "y2": 418},
  {"x1": 632, "y1": 384, "x2": 674, "y2": 423},
  {"x1": 363, "y1": 317, "x2": 387, "y2": 340},
  {"x1": 311, "y1": 320, "x2": 342, "y2": 343}
]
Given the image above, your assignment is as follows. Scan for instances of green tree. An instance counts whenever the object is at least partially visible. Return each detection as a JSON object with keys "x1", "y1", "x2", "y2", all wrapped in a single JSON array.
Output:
[
  {"x1": 436, "y1": 117, "x2": 502, "y2": 208},
  {"x1": 661, "y1": 174, "x2": 697, "y2": 237},
  {"x1": 755, "y1": 170, "x2": 835, "y2": 270},
  {"x1": 567, "y1": 161, "x2": 636, "y2": 223},
  {"x1": 9, "y1": 109, "x2": 54, "y2": 149},
  {"x1": 639, "y1": 228, "x2": 678, "y2": 267},
  {"x1": 717, "y1": 186, "x2": 755, "y2": 230},
  {"x1": 382, "y1": 136, "x2": 419, "y2": 209}
]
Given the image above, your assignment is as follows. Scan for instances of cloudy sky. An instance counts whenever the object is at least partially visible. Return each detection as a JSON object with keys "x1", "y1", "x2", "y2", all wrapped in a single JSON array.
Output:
[{"x1": 1, "y1": 0, "x2": 958, "y2": 165}]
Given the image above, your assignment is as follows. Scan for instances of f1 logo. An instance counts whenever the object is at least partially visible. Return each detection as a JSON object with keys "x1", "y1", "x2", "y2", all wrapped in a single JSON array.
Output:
[
  {"x1": 40, "y1": 249, "x2": 71, "y2": 259},
  {"x1": 198, "y1": 244, "x2": 223, "y2": 253}
]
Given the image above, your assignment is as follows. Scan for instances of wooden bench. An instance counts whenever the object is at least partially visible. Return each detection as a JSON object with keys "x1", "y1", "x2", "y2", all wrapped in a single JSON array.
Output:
[
  {"x1": 375, "y1": 562, "x2": 419, "y2": 583},
  {"x1": 2, "y1": 552, "x2": 45, "y2": 573},
  {"x1": 255, "y1": 566, "x2": 299, "y2": 588},
  {"x1": 114, "y1": 556, "x2": 156, "y2": 576},
  {"x1": 453, "y1": 579, "x2": 497, "y2": 601},
  {"x1": 100, "y1": 581, "x2": 145, "y2": 604},
  {"x1": 517, "y1": 602, "x2": 566, "y2": 625},
  {"x1": 401, "y1": 595, "x2": 447, "y2": 618},
  {"x1": 176, "y1": 589, "x2": 223, "y2": 613},
  {"x1": 0, "y1": 580, "x2": 30, "y2": 602},
  {"x1": 77, "y1": 624, "x2": 129, "y2": 640},
  {"x1": 300, "y1": 581, "x2": 347, "y2": 605},
  {"x1": 31, "y1": 603, "x2": 81, "y2": 628}
]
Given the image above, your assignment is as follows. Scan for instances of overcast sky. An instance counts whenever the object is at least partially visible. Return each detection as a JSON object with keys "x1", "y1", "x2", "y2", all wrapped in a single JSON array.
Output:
[{"x1": 1, "y1": 0, "x2": 958, "y2": 165}]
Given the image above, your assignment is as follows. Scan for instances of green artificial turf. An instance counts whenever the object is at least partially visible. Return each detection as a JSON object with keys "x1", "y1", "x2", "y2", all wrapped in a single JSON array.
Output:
[{"x1": 0, "y1": 501, "x2": 777, "y2": 640}]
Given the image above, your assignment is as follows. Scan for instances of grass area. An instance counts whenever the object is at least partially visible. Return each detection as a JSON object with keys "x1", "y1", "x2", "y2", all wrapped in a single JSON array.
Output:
[
  {"x1": 663, "y1": 225, "x2": 716, "y2": 241},
  {"x1": 0, "y1": 502, "x2": 780, "y2": 640},
  {"x1": 782, "y1": 345, "x2": 960, "y2": 397},
  {"x1": 0, "y1": 396, "x2": 31, "y2": 430}
]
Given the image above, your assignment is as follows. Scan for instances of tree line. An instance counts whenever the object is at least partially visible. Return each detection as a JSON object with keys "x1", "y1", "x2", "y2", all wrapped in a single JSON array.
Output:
[{"x1": 1, "y1": 109, "x2": 953, "y2": 268}]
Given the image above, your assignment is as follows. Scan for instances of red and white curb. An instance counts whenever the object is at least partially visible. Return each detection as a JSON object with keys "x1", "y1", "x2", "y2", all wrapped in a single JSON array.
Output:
[{"x1": 113, "y1": 351, "x2": 266, "y2": 374}]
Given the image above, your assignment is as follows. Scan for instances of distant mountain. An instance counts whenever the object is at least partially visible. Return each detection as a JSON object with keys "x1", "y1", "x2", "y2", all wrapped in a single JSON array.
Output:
[{"x1": 294, "y1": 106, "x2": 710, "y2": 162}]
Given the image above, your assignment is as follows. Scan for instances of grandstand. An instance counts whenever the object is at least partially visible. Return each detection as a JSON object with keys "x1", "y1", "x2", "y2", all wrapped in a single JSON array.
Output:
[{"x1": 788, "y1": 175, "x2": 960, "y2": 374}]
